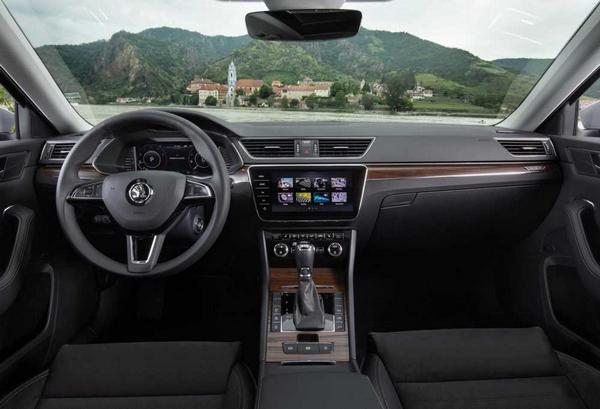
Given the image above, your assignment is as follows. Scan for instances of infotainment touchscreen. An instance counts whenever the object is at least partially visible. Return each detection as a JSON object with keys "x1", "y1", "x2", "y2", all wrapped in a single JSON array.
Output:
[{"x1": 249, "y1": 166, "x2": 366, "y2": 221}]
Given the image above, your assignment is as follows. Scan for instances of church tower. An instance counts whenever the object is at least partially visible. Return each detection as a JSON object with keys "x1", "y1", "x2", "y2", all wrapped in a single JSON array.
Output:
[{"x1": 226, "y1": 61, "x2": 237, "y2": 107}]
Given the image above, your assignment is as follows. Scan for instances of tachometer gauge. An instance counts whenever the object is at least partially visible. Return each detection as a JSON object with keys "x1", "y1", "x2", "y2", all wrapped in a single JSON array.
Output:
[
  {"x1": 138, "y1": 144, "x2": 166, "y2": 170},
  {"x1": 188, "y1": 150, "x2": 210, "y2": 170}
]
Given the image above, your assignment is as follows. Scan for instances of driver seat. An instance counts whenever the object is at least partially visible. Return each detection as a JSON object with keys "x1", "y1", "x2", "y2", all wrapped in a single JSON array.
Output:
[{"x1": 0, "y1": 341, "x2": 254, "y2": 409}]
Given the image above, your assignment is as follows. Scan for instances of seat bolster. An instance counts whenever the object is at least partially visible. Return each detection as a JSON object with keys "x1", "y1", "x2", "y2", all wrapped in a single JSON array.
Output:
[
  {"x1": 43, "y1": 342, "x2": 241, "y2": 399},
  {"x1": 223, "y1": 363, "x2": 255, "y2": 409},
  {"x1": 558, "y1": 351, "x2": 600, "y2": 409},
  {"x1": 363, "y1": 354, "x2": 403, "y2": 409},
  {"x1": 0, "y1": 371, "x2": 48, "y2": 409},
  {"x1": 369, "y1": 327, "x2": 562, "y2": 383}
]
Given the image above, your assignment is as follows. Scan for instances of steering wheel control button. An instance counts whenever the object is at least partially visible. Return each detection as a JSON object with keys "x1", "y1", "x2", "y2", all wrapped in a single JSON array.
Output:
[
  {"x1": 184, "y1": 179, "x2": 213, "y2": 199},
  {"x1": 70, "y1": 182, "x2": 103, "y2": 201},
  {"x1": 127, "y1": 179, "x2": 154, "y2": 206},
  {"x1": 274, "y1": 243, "x2": 289, "y2": 258},
  {"x1": 327, "y1": 242, "x2": 343, "y2": 257}
]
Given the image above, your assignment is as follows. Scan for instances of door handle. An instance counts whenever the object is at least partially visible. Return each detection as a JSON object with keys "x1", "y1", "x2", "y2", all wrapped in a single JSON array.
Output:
[{"x1": 0, "y1": 205, "x2": 35, "y2": 315}]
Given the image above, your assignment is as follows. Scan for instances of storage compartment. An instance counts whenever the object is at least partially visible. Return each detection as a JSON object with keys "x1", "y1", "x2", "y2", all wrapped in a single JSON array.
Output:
[
  {"x1": 547, "y1": 264, "x2": 600, "y2": 345},
  {"x1": 259, "y1": 372, "x2": 382, "y2": 409}
]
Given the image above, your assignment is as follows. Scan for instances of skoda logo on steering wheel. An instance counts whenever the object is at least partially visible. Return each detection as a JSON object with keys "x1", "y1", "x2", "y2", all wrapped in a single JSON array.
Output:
[{"x1": 127, "y1": 180, "x2": 154, "y2": 206}]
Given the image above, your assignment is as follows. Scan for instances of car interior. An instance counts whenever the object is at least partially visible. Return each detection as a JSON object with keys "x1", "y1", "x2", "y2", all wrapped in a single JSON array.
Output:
[{"x1": 2, "y1": 0, "x2": 600, "y2": 408}]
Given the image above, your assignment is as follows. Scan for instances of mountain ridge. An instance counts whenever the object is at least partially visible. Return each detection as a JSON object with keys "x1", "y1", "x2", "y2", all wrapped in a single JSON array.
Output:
[{"x1": 37, "y1": 26, "x2": 541, "y2": 108}]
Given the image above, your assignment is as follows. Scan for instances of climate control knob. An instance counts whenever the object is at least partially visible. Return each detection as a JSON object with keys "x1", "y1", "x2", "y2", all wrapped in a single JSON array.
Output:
[
  {"x1": 273, "y1": 243, "x2": 289, "y2": 258},
  {"x1": 327, "y1": 242, "x2": 343, "y2": 257}
]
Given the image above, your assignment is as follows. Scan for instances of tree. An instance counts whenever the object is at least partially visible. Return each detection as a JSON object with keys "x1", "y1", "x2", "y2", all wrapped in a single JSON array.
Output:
[
  {"x1": 0, "y1": 86, "x2": 14, "y2": 111},
  {"x1": 281, "y1": 96, "x2": 289, "y2": 109},
  {"x1": 331, "y1": 79, "x2": 360, "y2": 97},
  {"x1": 335, "y1": 92, "x2": 347, "y2": 108},
  {"x1": 259, "y1": 84, "x2": 273, "y2": 99},
  {"x1": 267, "y1": 95, "x2": 275, "y2": 107},
  {"x1": 384, "y1": 71, "x2": 416, "y2": 112},
  {"x1": 189, "y1": 92, "x2": 199, "y2": 106},
  {"x1": 361, "y1": 94, "x2": 377, "y2": 111},
  {"x1": 236, "y1": 88, "x2": 245, "y2": 96},
  {"x1": 305, "y1": 94, "x2": 319, "y2": 109},
  {"x1": 361, "y1": 81, "x2": 370, "y2": 93},
  {"x1": 205, "y1": 95, "x2": 218, "y2": 106},
  {"x1": 290, "y1": 98, "x2": 300, "y2": 108},
  {"x1": 248, "y1": 93, "x2": 258, "y2": 106}
]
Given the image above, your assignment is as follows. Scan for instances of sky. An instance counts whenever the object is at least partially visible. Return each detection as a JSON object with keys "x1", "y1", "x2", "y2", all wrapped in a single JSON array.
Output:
[{"x1": 2, "y1": 0, "x2": 598, "y2": 61}]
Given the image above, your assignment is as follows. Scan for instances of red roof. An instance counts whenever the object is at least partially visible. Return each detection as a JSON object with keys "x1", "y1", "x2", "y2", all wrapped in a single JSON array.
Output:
[{"x1": 237, "y1": 79, "x2": 264, "y2": 88}]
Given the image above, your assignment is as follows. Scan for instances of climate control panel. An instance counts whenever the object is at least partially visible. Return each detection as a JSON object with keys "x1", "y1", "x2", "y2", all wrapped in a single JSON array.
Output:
[{"x1": 265, "y1": 231, "x2": 349, "y2": 265}]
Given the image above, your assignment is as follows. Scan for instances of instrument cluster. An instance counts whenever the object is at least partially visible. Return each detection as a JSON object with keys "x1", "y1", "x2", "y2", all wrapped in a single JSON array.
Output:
[{"x1": 135, "y1": 142, "x2": 211, "y2": 175}]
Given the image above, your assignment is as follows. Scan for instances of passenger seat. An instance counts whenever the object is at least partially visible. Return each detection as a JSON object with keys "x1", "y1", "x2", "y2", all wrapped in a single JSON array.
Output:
[{"x1": 364, "y1": 327, "x2": 600, "y2": 409}]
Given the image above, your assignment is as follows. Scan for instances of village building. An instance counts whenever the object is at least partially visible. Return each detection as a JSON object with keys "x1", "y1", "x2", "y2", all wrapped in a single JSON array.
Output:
[
  {"x1": 197, "y1": 83, "x2": 228, "y2": 106},
  {"x1": 407, "y1": 84, "x2": 434, "y2": 100},
  {"x1": 282, "y1": 83, "x2": 331, "y2": 100},
  {"x1": 187, "y1": 77, "x2": 215, "y2": 93},
  {"x1": 236, "y1": 79, "x2": 264, "y2": 96}
]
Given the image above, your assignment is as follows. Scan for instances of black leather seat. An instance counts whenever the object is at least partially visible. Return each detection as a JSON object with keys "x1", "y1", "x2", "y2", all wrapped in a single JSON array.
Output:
[
  {"x1": 0, "y1": 342, "x2": 254, "y2": 409},
  {"x1": 365, "y1": 327, "x2": 600, "y2": 409}
]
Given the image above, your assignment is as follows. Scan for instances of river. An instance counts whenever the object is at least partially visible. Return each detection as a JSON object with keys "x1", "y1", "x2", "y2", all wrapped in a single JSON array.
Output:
[{"x1": 73, "y1": 104, "x2": 499, "y2": 126}]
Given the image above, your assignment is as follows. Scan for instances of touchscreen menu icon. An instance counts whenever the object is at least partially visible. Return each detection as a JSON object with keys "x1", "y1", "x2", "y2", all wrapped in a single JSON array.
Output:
[
  {"x1": 331, "y1": 177, "x2": 347, "y2": 188},
  {"x1": 278, "y1": 192, "x2": 294, "y2": 204},
  {"x1": 295, "y1": 192, "x2": 312, "y2": 204},
  {"x1": 313, "y1": 192, "x2": 330, "y2": 204},
  {"x1": 295, "y1": 177, "x2": 312, "y2": 189},
  {"x1": 277, "y1": 177, "x2": 294, "y2": 189},
  {"x1": 313, "y1": 177, "x2": 329, "y2": 190},
  {"x1": 332, "y1": 192, "x2": 347, "y2": 203}
]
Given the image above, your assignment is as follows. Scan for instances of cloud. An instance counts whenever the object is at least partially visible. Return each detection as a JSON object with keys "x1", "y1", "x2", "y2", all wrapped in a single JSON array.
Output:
[{"x1": 3, "y1": 0, "x2": 598, "y2": 60}]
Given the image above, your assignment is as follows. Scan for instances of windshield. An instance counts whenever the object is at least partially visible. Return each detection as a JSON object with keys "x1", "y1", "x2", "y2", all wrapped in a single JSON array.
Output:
[{"x1": 3, "y1": 0, "x2": 598, "y2": 125}]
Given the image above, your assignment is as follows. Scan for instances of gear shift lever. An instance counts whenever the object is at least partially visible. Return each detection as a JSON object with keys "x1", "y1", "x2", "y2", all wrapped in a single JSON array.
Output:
[{"x1": 294, "y1": 242, "x2": 325, "y2": 331}]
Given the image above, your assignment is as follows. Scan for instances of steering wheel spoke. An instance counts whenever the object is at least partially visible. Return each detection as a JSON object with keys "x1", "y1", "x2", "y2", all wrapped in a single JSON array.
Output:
[
  {"x1": 184, "y1": 176, "x2": 214, "y2": 202},
  {"x1": 126, "y1": 234, "x2": 165, "y2": 273},
  {"x1": 67, "y1": 180, "x2": 104, "y2": 203}
]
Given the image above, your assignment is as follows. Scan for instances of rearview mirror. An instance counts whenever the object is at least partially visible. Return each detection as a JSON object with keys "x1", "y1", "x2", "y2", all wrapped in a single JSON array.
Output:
[{"x1": 245, "y1": 9, "x2": 362, "y2": 41}]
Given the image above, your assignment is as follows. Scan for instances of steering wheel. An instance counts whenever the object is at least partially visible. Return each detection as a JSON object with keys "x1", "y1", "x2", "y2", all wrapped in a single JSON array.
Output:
[{"x1": 56, "y1": 110, "x2": 231, "y2": 277}]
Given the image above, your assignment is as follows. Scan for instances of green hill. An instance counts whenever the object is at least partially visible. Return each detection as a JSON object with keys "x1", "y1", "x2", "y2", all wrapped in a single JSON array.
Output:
[
  {"x1": 493, "y1": 58, "x2": 553, "y2": 77},
  {"x1": 204, "y1": 41, "x2": 344, "y2": 84},
  {"x1": 36, "y1": 26, "x2": 541, "y2": 110}
]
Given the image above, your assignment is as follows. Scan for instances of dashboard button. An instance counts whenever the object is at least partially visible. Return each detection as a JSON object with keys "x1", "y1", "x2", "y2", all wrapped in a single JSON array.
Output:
[{"x1": 257, "y1": 196, "x2": 270, "y2": 205}]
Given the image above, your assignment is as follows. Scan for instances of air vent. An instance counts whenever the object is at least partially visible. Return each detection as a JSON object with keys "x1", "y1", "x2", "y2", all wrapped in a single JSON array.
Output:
[
  {"x1": 219, "y1": 146, "x2": 233, "y2": 170},
  {"x1": 497, "y1": 138, "x2": 553, "y2": 157},
  {"x1": 122, "y1": 147, "x2": 136, "y2": 171},
  {"x1": 241, "y1": 139, "x2": 295, "y2": 157},
  {"x1": 319, "y1": 138, "x2": 372, "y2": 157},
  {"x1": 49, "y1": 143, "x2": 76, "y2": 160}
]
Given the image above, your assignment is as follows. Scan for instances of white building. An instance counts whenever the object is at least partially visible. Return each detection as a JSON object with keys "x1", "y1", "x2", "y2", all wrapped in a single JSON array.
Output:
[{"x1": 226, "y1": 61, "x2": 237, "y2": 107}]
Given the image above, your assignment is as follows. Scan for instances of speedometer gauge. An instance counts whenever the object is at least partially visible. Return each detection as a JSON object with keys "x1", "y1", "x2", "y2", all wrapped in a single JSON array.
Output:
[
  {"x1": 138, "y1": 145, "x2": 166, "y2": 170},
  {"x1": 188, "y1": 150, "x2": 209, "y2": 170}
]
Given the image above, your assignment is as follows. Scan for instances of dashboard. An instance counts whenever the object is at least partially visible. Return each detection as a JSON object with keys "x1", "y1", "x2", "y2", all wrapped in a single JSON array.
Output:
[{"x1": 36, "y1": 112, "x2": 560, "y2": 253}]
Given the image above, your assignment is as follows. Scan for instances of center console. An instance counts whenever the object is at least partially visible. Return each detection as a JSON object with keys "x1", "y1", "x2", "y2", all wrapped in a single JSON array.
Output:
[
  {"x1": 254, "y1": 165, "x2": 382, "y2": 409},
  {"x1": 264, "y1": 231, "x2": 351, "y2": 362}
]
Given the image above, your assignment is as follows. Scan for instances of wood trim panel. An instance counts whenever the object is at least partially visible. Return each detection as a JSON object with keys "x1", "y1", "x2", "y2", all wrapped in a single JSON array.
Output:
[
  {"x1": 367, "y1": 162, "x2": 559, "y2": 180},
  {"x1": 266, "y1": 267, "x2": 349, "y2": 363},
  {"x1": 37, "y1": 165, "x2": 103, "y2": 181}
]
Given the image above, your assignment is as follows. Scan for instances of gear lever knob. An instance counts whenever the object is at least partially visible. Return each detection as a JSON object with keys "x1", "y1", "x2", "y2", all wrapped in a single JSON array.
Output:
[{"x1": 295, "y1": 242, "x2": 315, "y2": 280}]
